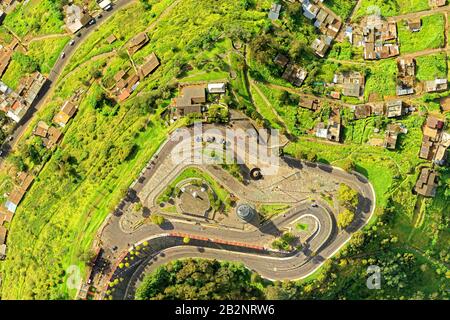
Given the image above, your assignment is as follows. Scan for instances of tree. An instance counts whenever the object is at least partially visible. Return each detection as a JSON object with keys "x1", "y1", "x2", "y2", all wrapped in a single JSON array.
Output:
[
  {"x1": 150, "y1": 214, "x2": 165, "y2": 225},
  {"x1": 183, "y1": 236, "x2": 191, "y2": 244},
  {"x1": 337, "y1": 183, "x2": 359, "y2": 209},
  {"x1": 340, "y1": 159, "x2": 355, "y2": 173},
  {"x1": 337, "y1": 209, "x2": 355, "y2": 229}
]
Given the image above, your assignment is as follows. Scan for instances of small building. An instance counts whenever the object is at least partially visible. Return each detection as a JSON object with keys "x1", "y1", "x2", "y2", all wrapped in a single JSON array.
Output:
[
  {"x1": 311, "y1": 35, "x2": 332, "y2": 58},
  {"x1": 53, "y1": 100, "x2": 78, "y2": 127},
  {"x1": 207, "y1": 83, "x2": 226, "y2": 94},
  {"x1": 273, "y1": 53, "x2": 289, "y2": 69},
  {"x1": 383, "y1": 124, "x2": 403, "y2": 150},
  {"x1": 97, "y1": 0, "x2": 113, "y2": 10},
  {"x1": 45, "y1": 126, "x2": 63, "y2": 148},
  {"x1": 4, "y1": 172, "x2": 34, "y2": 213},
  {"x1": 268, "y1": 3, "x2": 281, "y2": 20},
  {"x1": 386, "y1": 100, "x2": 406, "y2": 118},
  {"x1": 299, "y1": 98, "x2": 319, "y2": 111},
  {"x1": 0, "y1": 225, "x2": 6, "y2": 246},
  {"x1": 425, "y1": 78, "x2": 448, "y2": 93},
  {"x1": 127, "y1": 32, "x2": 149, "y2": 55},
  {"x1": 64, "y1": 4, "x2": 92, "y2": 34},
  {"x1": 138, "y1": 52, "x2": 160, "y2": 79},
  {"x1": 414, "y1": 168, "x2": 438, "y2": 197},
  {"x1": 429, "y1": 0, "x2": 447, "y2": 8},
  {"x1": 302, "y1": 2, "x2": 319, "y2": 20},
  {"x1": 172, "y1": 85, "x2": 206, "y2": 117},
  {"x1": 282, "y1": 63, "x2": 308, "y2": 87},
  {"x1": 106, "y1": 34, "x2": 117, "y2": 44},
  {"x1": 0, "y1": 45, "x2": 12, "y2": 77},
  {"x1": 236, "y1": 203, "x2": 256, "y2": 223},
  {"x1": 329, "y1": 91, "x2": 341, "y2": 100},
  {"x1": 408, "y1": 18, "x2": 422, "y2": 32},
  {"x1": 354, "y1": 104, "x2": 372, "y2": 119},
  {"x1": 33, "y1": 121, "x2": 49, "y2": 138},
  {"x1": 334, "y1": 71, "x2": 365, "y2": 98}
]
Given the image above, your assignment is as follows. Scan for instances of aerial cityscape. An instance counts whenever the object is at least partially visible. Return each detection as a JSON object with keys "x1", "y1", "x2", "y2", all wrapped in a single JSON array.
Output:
[{"x1": 0, "y1": 0, "x2": 448, "y2": 302}]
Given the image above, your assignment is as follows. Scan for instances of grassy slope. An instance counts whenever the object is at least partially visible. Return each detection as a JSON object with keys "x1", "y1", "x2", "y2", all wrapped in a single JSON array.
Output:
[
  {"x1": 416, "y1": 52, "x2": 448, "y2": 81},
  {"x1": 0, "y1": 0, "x2": 270, "y2": 300},
  {"x1": 354, "y1": 0, "x2": 429, "y2": 19},
  {"x1": 3, "y1": 0, "x2": 65, "y2": 37},
  {"x1": 398, "y1": 14, "x2": 445, "y2": 54}
]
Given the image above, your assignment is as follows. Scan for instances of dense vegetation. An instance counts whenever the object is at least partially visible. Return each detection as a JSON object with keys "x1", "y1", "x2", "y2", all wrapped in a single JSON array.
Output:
[
  {"x1": 397, "y1": 14, "x2": 445, "y2": 54},
  {"x1": 0, "y1": 0, "x2": 448, "y2": 301},
  {"x1": 136, "y1": 259, "x2": 265, "y2": 300}
]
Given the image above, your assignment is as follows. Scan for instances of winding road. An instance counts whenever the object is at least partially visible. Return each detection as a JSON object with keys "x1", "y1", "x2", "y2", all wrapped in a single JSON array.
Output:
[{"x1": 95, "y1": 123, "x2": 376, "y2": 300}]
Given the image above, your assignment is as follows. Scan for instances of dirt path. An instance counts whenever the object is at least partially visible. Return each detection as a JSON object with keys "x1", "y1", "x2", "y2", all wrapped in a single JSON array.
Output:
[
  {"x1": 23, "y1": 33, "x2": 69, "y2": 46},
  {"x1": 387, "y1": 5, "x2": 450, "y2": 23}
]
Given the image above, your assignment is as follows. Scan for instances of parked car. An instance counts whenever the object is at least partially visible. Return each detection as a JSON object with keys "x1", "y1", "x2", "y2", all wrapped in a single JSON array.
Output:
[{"x1": 69, "y1": 39, "x2": 75, "y2": 46}]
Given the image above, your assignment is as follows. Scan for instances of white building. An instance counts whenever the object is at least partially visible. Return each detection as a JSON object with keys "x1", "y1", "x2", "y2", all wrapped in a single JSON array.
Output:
[{"x1": 207, "y1": 83, "x2": 226, "y2": 94}]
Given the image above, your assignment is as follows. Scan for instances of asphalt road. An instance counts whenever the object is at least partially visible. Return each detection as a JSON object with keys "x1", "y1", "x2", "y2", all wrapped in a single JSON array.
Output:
[
  {"x1": 97, "y1": 124, "x2": 376, "y2": 299},
  {"x1": 0, "y1": 0, "x2": 134, "y2": 161}
]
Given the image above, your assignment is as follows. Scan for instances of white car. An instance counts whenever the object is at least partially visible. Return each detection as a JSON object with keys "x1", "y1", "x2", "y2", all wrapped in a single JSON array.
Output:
[
  {"x1": 60, "y1": 52, "x2": 65, "y2": 58},
  {"x1": 69, "y1": 39, "x2": 75, "y2": 46}
]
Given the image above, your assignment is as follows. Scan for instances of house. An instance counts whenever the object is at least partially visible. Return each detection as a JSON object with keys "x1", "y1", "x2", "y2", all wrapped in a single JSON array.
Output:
[
  {"x1": 53, "y1": 100, "x2": 78, "y2": 127},
  {"x1": 138, "y1": 52, "x2": 160, "y2": 79},
  {"x1": 440, "y1": 96, "x2": 450, "y2": 113},
  {"x1": 383, "y1": 123, "x2": 405, "y2": 150},
  {"x1": 329, "y1": 91, "x2": 340, "y2": 100},
  {"x1": 4, "y1": 172, "x2": 34, "y2": 213},
  {"x1": 0, "y1": 243, "x2": 6, "y2": 260},
  {"x1": 33, "y1": 121, "x2": 62, "y2": 148},
  {"x1": 0, "y1": 225, "x2": 6, "y2": 245},
  {"x1": 299, "y1": 98, "x2": 319, "y2": 111},
  {"x1": 113, "y1": 69, "x2": 140, "y2": 101},
  {"x1": 97, "y1": 0, "x2": 112, "y2": 10},
  {"x1": 273, "y1": 53, "x2": 289, "y2": 69},
  {"x1": 363, "y1": 22, "x2": 399, "y2": 60},
  {"x1": 425, "y1": 78, "x2": 448, "y2": 93},
  {"x1": 397, "y1": 58, "x2": 415, "y2": 96},
  {"x1": 172, "y1": 85, "x2": 206, "y2": 117},
  {"x1": 106, "y1": 34, "x2": 117, "y2": 44},
  {"x1": 207, "y1": 83, "x2": 226, "y2": 94},
  {"x1": 0, "y1": 45, "x2": 12, "y2": 77},
  {"x1": 1, "y1": 72, "x2": 46, "y2": 123},
  {"x1": 386, "y1": 100, "x2": 406, "y2": 118},
  {"x1": 33, "y1": 121, "x2": 49, "y2": 138},
  {"x1": 315, "y1": 110, "x2": 341, "y2": 142},
  {"x1": 371, "y1": 102, "x2": 386, "y2": 116},
  {"x1": 282, "y1": 64, "x2": 308, "y2": 87},
  {"x1": 302, "y1": 1, "x2": 319, "y2": 20},
  {"x1": 127, "y1": 32, "x2": 149, "y2": 55},
  {"x1": 16, "y1": 72, "x2": 47, "y2": 107},
  {"x1": 429, "y1": 0, "x2": 447, "y2": 8},
  {"x1": 268, "y1": 3, "x2": 281, "y2": 20},
  {"x1": 64, "y1": 4, "x2": 92, "y2": 34},
  {"x1": 354, "y1": 105, "x2": 372, "y2": 119},
  {"x1": 45, "y1": 126, "x2": 63, "y2": 148},
  {"x1": 327, "y1": 119, "x2": 341, "y2": 142},
  {"x1": 333, "y1": 71, "x2": 365, "y2": 98},
  {"x1": 434, "y1": 132, "x2": 450, "y2": 165},
  {"x1": 408, "y1": 18, "x2": 422, "y2": 32},
  {"x1": 419, "y1": 116, "x2": 445, "y2": 160},
  {"x1": 414, "y1": 168, "x2": 438, "y2": 197},
  {"x1": 311, "y1": 35, "x2": 332, "y2": 58}
]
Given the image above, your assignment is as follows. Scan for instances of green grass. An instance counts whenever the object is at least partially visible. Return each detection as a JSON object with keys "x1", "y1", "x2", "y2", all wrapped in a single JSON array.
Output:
[
  {"x1": 354, "y1": 0, "x2": 430, "y2": 20},
  {"x1": 398, "y1": 14, "x2": 445, "y2": 54},
  {"x1": 156, "y1": 167, "x2": 232, "y2": 211},
  {"x1": 258, "y1": 204, "x2": 291, "y2": 221},
  {"x1": 416, "y1": 52, "x2": 448, "y2": 81},
  {"x1": 365, "y1": 59, "x2": 397, "y2": 99},
  {"x1": 0, "y1": 0, "x2": 270, "y2": 299},
  {"x1": 28, "y1": 36, "x2": 71, "y2": 74},
  {"x1": 3, "y1": 0, "x2": 65, "y2": 38},
  {"x1": 324, "y1": 0, "x2": 357, "y2": 20}
]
